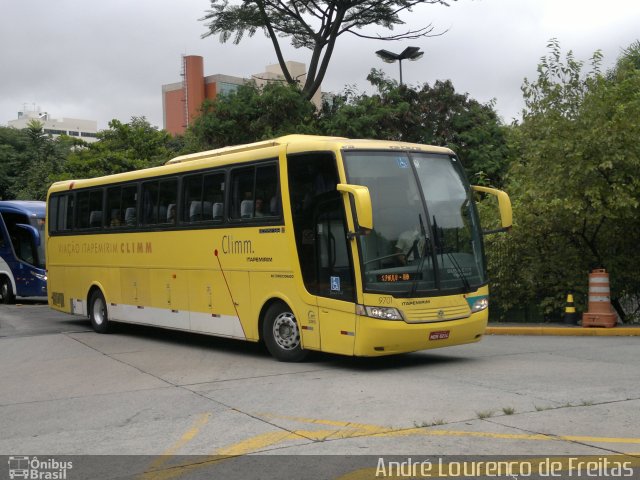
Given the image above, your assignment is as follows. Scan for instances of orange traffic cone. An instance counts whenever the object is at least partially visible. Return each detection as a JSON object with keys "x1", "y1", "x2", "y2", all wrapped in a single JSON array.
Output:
[{"x1": 582, "y1": 269, "x2": 617, "y2": 328}]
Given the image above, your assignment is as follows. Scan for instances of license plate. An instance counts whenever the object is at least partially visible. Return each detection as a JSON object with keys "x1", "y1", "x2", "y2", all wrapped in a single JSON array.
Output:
[{"x1": 429, "y1": 330, "x2": 450, "y2": 341}]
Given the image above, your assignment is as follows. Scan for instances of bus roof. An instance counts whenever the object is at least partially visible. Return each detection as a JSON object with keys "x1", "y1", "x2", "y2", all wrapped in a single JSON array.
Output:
[
  {"x1": 47, "y1": 134, "x2": 455, "y2": 193},
  {"x1": 166, "y1": 134, "x2": 454, "y2": 165},
  {"x1": 0, "y1": 200, "x2": 46, "y2": 217}
]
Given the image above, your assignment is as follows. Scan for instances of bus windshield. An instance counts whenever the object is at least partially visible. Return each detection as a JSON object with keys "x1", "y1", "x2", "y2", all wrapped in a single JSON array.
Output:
[
  {"x1": 343, "y1": 150, "x2": 486, "y2": 296},
  {"x1": 30, "y1": 216, "x2": 46, "y2": 268}
]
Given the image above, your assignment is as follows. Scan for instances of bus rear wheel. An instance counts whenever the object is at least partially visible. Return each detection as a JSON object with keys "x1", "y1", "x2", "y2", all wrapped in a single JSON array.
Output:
[
  {"x1": 89, "y1": 289, "x2": 111, "y2": 333},
  {"x1": 0, "y1": 276, "x2": 15, "y2": 304},
  {"x1": 263, "y1": 302, "x2": 308, "y2": 362}
]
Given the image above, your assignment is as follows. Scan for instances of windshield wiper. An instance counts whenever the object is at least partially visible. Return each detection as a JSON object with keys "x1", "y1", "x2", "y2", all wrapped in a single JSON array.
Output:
[
  {"x1": 410, "y1": 213, "x2": 430, "y2": 296},
  {"x1": 433, "y1": 216, "x2": 471, "y2": 291}
]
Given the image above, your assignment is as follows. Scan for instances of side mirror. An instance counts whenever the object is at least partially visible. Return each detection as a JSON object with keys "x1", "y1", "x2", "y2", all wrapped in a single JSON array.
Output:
[
  {"x1": 337, "y1": 183, "x2": 373, "y2": 232},
  {"x1": 17, "y1": 223, "x2": 41, "y2": 246},
  {"x1": 472, "y1": 185, "x2": 512, "y2": 234}
]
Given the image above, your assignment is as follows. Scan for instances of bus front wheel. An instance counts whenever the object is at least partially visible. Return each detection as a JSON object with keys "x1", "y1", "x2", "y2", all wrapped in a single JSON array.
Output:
[
  {"x1": 263, "y1": 302, "x2": 308, "y2": 362},
  {"x1": 89, "y1": 289, "x2": 111, "y2": 333},
  {"x1": 0, "y1": 276, "x2": 15, "y2": 304}
]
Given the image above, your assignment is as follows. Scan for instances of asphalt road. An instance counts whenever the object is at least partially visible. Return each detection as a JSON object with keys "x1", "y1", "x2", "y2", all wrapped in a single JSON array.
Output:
[{"x1": 1, "y1": 303, "x2": 639, "y2": 479}]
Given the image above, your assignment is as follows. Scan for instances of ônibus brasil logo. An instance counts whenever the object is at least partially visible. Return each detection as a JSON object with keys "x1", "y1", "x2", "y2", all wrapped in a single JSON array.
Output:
[{"x1": 8, "y1": 456, "x2": 73, "y2": 479}]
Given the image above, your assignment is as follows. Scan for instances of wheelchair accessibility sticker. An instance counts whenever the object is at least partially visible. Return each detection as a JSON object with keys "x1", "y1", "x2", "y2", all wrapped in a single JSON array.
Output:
[{"x1": 396, "y1": 157, "x2": 409, "y2": 169}]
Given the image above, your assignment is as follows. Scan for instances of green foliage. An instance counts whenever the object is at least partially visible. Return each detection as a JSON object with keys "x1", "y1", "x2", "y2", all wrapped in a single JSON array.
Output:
[
  {"x1": 320, "y1": 70, "x2": 511, "y2": 186},
  {"x1": 185, "y1": 72, "x2": 509, "y2": 187},
  {"x1": 487, "y1": 41, "x2": 640, "y2": 322},
  {"x1": 186, "y1": 82, "x2": 318, "y2": 150},
  {"x1": 201, "y1": 0, "x2": 452, "y2": 100},
  {"x1": 1, "y1": 117, "x2": 181, "y2": 201},
  {"x1": 0, "y1": 121, "x2": 78, "y2": 200},
  {"x1": 58, "y1": 117, "x2": 179, "y2": 181}
]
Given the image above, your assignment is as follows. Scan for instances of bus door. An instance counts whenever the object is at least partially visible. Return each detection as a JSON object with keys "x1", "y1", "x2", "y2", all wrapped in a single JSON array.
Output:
[
  {"x1": 287, "y1": 152, "x2": 356, "y2": 355},
  {"x1": 314, "y1": 194, "x2": 357, "y2": 355}
]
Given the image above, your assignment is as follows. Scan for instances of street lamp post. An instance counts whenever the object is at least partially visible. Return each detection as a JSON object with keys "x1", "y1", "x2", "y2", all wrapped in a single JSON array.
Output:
[{"x1": 375, "y1": 46, "x2": 424, "y2": 85}]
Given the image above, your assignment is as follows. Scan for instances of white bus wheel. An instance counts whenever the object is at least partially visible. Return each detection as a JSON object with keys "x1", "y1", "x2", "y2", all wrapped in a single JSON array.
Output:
[
  {"x1": 262, "y1": 302, "x2": 308, "y2": 362},
  {"x1": 89, "y1": 289, "x2": 111, "y2": 334}
]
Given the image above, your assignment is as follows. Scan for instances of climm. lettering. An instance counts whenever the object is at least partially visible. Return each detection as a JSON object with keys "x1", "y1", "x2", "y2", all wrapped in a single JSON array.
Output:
[
  {"x1": 222, "y1": 235, "x2": 254, "y2": 254},
  {"x1": 120, "y1": 242, "x2": 153, "y2": 254}
]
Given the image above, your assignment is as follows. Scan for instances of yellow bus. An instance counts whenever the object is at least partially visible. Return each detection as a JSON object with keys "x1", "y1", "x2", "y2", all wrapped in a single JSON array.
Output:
[{"x1": 46, "y1": 135, "x2": 511, "y2": 361}]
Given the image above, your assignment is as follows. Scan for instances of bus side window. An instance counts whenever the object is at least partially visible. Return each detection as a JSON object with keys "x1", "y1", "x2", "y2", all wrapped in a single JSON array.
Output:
[
  {"x1": 204, "y1": 172, "x2": 225, "y2": 222},
  {"x1": 122, "y1": 185, "x2": 137, "y2": 227},
  {"x1": 106, "y1": 186, "x2": 122, "y2": 227},
  {"x1": 229, "y1": 164, "x2": 278, "y2": 221},
  {"x1": 76, "y1": 190, "x2": 103, "y2": 229},
  {"x1": 49, "y1": 193, "x2": 74, "y2": 233},
  {"x1": 230, "y1": 167, "x2": 255, "y2": 220},
  {"x1": 142, "y1": 181, "x2": 159, "y2": 225},
  {"x1": 63, "y1": 195, "x2": 74, "y2": 231},
  {"x1": 49, "y1": 196, "x2": 59, "y2": 232},
  {"x1": 159, "y1": 179, "x2": 178, "y2": 225},
  {"x1": 255, "y1": 164, "x2": 279, "y2": 218},
  {"x1": 183, "y1": 174, "x2": 203, "y2": 222}
]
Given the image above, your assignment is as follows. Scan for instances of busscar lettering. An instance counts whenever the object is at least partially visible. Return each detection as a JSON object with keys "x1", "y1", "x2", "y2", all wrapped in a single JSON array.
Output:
[{"x1": 222, "y1": 235, "x2": 254, "y2": 254}]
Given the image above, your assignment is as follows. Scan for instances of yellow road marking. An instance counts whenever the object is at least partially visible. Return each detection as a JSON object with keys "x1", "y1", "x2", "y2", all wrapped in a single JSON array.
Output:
[
  {"x1": 259, "y1": 412, "x2": 387, "y2": 433},
  {"x1": 380, "y1": 427, "x2": 640, "y2": 444},
  {"x1": 217, "y1": 430, "x2": 303, "y2": 456},
  {"x1": 164, "y1": 412, "x2": 212, "y2": 453},
  {"x1": 257, "y1": 413, "x2": 640, "y2": 445},
  {"x1": 139, "y1": 412, "x2": 640, "y2": 480},
  {"x1": 138, "y1": 412, "x2": 211, "y2": 480}
]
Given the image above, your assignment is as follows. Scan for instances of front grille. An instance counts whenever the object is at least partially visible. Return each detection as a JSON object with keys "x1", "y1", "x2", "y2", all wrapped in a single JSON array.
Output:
[{"x1": 403, "y1": 303, "x2": 471, "y2": 323}]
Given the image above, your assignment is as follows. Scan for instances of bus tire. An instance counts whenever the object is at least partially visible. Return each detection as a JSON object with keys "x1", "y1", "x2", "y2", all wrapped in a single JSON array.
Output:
[
  {"x1": 262, "y1": 302, "x2": 308, "y2": 362},
  {"x1": 89, "y1": 289, "x2": 111, "y2": 333},
  {"x1": 0, "y1": 276, "x2": 15, "y2": 304}
]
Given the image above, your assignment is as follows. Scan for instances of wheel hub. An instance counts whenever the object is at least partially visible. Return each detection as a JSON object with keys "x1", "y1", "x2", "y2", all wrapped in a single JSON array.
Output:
[
  {"x1": 93, "y1": 297, "x2": 105, "y2": 325},
  {"x1": 272, "y1": 312, "x2": 300, "y2": 350}
]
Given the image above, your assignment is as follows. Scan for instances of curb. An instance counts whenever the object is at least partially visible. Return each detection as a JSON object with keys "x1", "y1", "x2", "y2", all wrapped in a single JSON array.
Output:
[{"x1": 486, "y1": 325, "x2": 640, "y2": 337}]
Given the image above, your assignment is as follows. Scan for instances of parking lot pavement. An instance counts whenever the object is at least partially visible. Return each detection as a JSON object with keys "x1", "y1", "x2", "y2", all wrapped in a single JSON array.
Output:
[{"x1": 1, "y1": 303, "x2": 639, "y2": 476}]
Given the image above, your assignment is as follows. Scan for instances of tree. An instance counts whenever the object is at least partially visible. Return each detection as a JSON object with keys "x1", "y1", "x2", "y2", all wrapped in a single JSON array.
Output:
[
  {"x1": 0, "y1": 126, "x2": 28, "y2": 199},
  {"x1": 320, "y1": 70, "x2": 510, "y2": 186},
  {"x1": 186, "y1": 82, "x2": 319, "y2": 150},
  {"x1": 58, "y1": 117, "x2": 180, "y2": 181},
  {"x1": 0, "y1": 121, "x2": 78, "y2": 200},
  {"x1": 486, "y1": 40, "x2": 640, "y2": 322},
  {"x1": 201, "y1": 0, "x2": 452, "y2": 101}
]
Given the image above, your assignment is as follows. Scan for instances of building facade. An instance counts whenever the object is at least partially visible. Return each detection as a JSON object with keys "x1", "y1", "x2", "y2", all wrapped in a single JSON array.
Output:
[
  {"x1": 8, "y1": 108, "x2": 98, "y2": 143},
  {"x1": 161, "y1": 55, "x2": 322, "y2": 136}
]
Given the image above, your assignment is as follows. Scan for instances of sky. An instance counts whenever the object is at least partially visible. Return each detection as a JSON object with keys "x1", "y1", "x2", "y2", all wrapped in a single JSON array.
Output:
[{"x1": 1, "y1": 0, "x2": 639, "y2": 131}]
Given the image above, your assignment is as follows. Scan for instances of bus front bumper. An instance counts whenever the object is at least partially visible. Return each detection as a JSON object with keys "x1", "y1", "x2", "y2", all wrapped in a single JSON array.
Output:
[{"x1": 354, "y1": 312, "x2": 488, "y2": 356}]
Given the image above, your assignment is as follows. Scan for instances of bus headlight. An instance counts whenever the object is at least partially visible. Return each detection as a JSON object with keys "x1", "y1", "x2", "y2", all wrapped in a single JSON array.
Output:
[
  {"x1": 357, "y1": 305, "x2": 404, "y2": 321},
  {"x1": 468, "y1": 296, "x2": 489, "y2": 313},
  {"x1": 32, "y1": 271, "x2": 47, "y2": 281}
]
